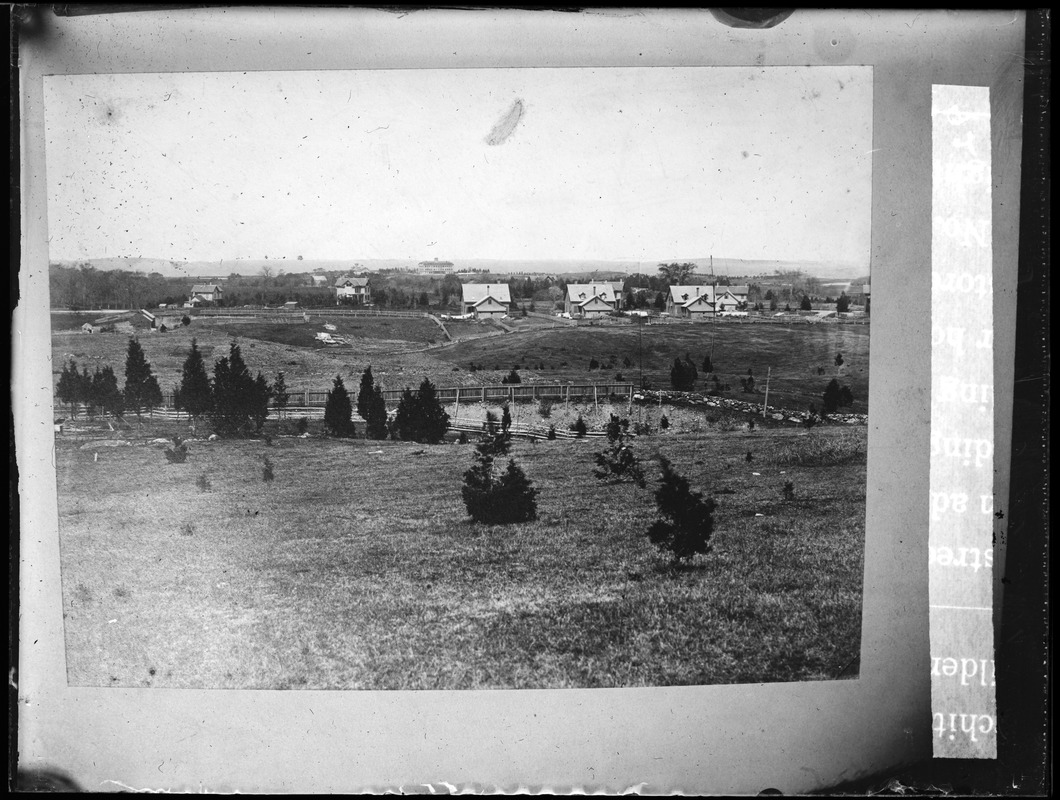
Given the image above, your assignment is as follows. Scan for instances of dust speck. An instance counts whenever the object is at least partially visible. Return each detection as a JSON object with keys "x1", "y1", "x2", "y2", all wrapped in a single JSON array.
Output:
[{"x1": 486, "y1": 99, "x2": 525, "y2": 146}]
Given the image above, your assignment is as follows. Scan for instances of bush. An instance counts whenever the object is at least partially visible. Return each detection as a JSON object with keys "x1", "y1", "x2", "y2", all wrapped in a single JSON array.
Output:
[
  {"x1": 461, "y1": 430, "x2": 538, "y2": 525},
  {"x1": 701, "y1": 355, "x2": 713, "y2": 373},
  {"x1": 538, "y1": 397, "x2": 554, "y2": 418},
  {"x1": 748, "y1": 418, "x2": 756, "y2": 431},
  {"x1": 262, "y1": 457, "x2": 275, "y2": 482},
  {"x1": 296, "y1": 416, "x2": 309, "y2": 435},
  {"x1": 800, "y1": 295, "x2": 812, "y2": 311},
  {"x1": 646, "y1": 456, "x2": 716, "y2": 563},
  {"x1": 181, "y1": 315, "x2": 191, "y2": 326},
  {"x1": 589, "y1": 358, "x2": 600, "y2": 371},
  {"x1": 571, "y1": 415, "x2": 587, "y2": 438},
  {"x1": 501, "y1": 368, "x2": 521, "y2": 385},
  {"x1": 670, "y1": 354, "x2": 698, "y2": 391},
  {"x1": 633, "y1": 420, "x2": 652, "y2": 436},
  {"x1": 546, "y1": 425, "x2": 556, "y2": 440},
  {"x1": 394, "y1": 377, "x2": 450, "y2": 444},
  {"x1": 458, "y1": 431, "x2": 469, "y2": 444},
  {"x1": 196, "y1": 472, "x2": 212, "y2": 493},
  {"x1": 659, "y1": 415, "x2": 669, "y2": 430},
  {"x1": 741, "y1": 375, "x2": 756, "y2": 393},
  {"x1": 163, "y1": 436, "x2": 188, "y2": 464},
  {"x1": 782, "y1": 480, "x2": 796, "y2": 501},
  {"x1": 593, "y1": 415, "x2": 646, "y2": 487},
  {"x1": 822, "y1": 379, "x2": 855, "y2": 413}
]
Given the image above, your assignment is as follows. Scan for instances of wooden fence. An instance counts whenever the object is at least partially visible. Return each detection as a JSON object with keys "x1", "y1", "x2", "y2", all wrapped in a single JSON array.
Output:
[{"x1": 152, "y1": 382, "x2": 636, "y2": 410}]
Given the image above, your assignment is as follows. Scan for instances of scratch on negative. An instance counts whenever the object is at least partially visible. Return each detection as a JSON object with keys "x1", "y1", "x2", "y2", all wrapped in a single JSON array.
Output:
[{"x1": 486, "y1": 99, "x2": 524, "y2": 146}]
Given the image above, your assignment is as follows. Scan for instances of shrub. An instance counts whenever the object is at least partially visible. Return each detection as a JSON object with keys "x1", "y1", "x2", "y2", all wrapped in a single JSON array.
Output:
[
  {"x1": 748, "y1": 418, "x2": 756, "y2": 431},
  {"x1": 745, "y1": 451, "x2": 753, "y2": 463},
  {"x1": 501, "y1": 368, "x2": 521, "y2": 385},
  {"x1": 670, "y1": 354, "x2": 698, "y2": 391},
  {"x1": 571, "y1": 415, "x2": 588, "y2": 438},
  {"x1": 458, "y1": 431, "x2": 469, "y2": 444},
  {"x1": 163, "y1": 436, "x2": 188, "y2": 464},
  {"x1": 659, "y1": 415, "x2": 670, "y2": 430},
  {"x1": 589, "y1": 358, "x2": 600, "y2": 371},
  {"x1": 262, "y1": 457, "x2": 275, "y2": 482},
  {"x1": 800, "y1": 295, "x2": 812, "y2": 311},
  {"x1": 633, "y1": 420, "x2": 652, "y2": 436},
  {"x1": 324, "y1": 374, "x2": 355, "y2": 437},
  {"x1": 273, "y1": 371, "x2": 289, "y2": 419},
  {"x1": 461, "y1": 432, "x2": 538, "y2": 525},
  {"x1": 615, "y1": 373, "x2": 625, "y2": 382},
  {"x1": 741, "y1": 375, "x2": 756, "y2": 393},
  {"x1": 181, "y1": 315, "x2": 191, "y2": 326},
  {"x1": 296, "y1": 416, "x2": 309, "y2": 435},
  {"x1": 646, "y1": 456, "x2": 716, "y2": 563},
  {"x1": 546, "y1": 425, "x2": 556, "y2": 440},
  {"x1": 782, "y1": 481, "x2": 796, "y2": 501},
  {"x1": 501, "y1": 403, "x2": 512, "y2": 433},
  {"x1": 623, "y1": 356, "x2": 633, "y2": 368},
  {"x1": 701, "y1": 355, "x2": 713, "y2": 374},
  {"x1": 835, "y1": 351, "x2": 845, "y2": 368},
  {"x1": 538, "y1": 397, "x2": 554, "y2": 418},
  {"x1": 196, "y1": 472, "x2": 212, "y2": 493},
  {"x1": 593, "y1": 415, "x2": 646, "y2": 487},
  {"x1": 822, "y1": 379, "x2": 855, "y2": 413}
]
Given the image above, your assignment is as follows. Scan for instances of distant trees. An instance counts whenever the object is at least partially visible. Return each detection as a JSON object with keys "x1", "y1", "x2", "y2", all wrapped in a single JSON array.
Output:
[
  {"x1": 657, "y1": 262, "x2": 697, "y2": 285},
  {"x1": 174, "y1": 339, "x2": 212, "y2": 419},
  {"x1": 501, "y1": 368, "x2": 521, "y2": 384},
  {"x1": 394, "y1": 378, "x2": 450, "y2": 444},
  {"x1": 646, "y1": 456, "x2": 717, "y2": 563},
  {"x1": 122, "y1": 339, "x2": 163, "y2": 420},
  {"x1": 91, "y1": 365, "x2": 125, "y2": 417},
  {"x1": 324, "y1": 374, "x2": 355, "y2": 437},
  {"x1": 56, "y1": 358, "x2": 86, "y2": 416}
]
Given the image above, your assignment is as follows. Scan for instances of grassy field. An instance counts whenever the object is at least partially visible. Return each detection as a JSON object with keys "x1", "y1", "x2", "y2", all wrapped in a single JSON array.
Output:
[
  {"x1": 56, "y1": 421, "x2": 865, "y2": 690},
  {"x1": 52, "y1": 315, "x2": 868, "y2": 415}
]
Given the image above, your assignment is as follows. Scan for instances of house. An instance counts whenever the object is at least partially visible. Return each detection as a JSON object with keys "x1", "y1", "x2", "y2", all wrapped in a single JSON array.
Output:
[
  {"x1": 714, "y1": 290, "x2": 744, "y2": 313},
  {"x1": 418, "y1": 258, "x2": 455, "y2": 275},
  {"x1": 461, "y1": 283, "x2": 511, "y2": 319},
  {"x1": 666, "y1": 285, "x2": 716, "y2": 319},
  {"x1": 189, "y1": 283, "x2": 223, "y2": 304},
  {"x1": 310, "y1": 274, "x2": 329, "y2": 287},
  {"x1": 564, "y1": 283, "x2": 619, "y2": 318},
  {"x1": 334, "y1": 275, "x2": 371, "y2": 305},
  {"x1": 725, "y1": 285, "x2": 749, "y2": 305},
  {"x1": 609, "y1": 281, "x2": 626, "y2": 306},
  {"x1": 81, "y1": 322, "x2": 97, "y2": 334},
  {"x1": 283, "y1": 300, "x2": 299, "y2": 309}
]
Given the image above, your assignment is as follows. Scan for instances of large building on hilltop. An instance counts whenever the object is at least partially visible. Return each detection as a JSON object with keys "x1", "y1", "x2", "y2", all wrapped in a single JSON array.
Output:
[{"x1": 418, "y1": 258, "x2": 455, "y2": 275}]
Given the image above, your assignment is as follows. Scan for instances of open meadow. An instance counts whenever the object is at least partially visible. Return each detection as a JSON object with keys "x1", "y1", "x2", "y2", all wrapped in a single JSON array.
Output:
[
  {"x1": 56, "y1": 418, "x2": 865, "y2": 690},
  {"x1": 53, "y1": 313, "x2": 868, "y2": 414}
]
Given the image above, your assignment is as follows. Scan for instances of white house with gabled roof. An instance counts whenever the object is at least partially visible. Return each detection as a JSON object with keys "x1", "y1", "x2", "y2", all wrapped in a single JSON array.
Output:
[
  {"x1": 666, "y1": 285, "x2": 716, "y2": 319},
  {"x1": 564, "y1": 283, "x2": 619, "y2": 318},
  {"x1": 334, "y1": 275, "x2": 371, "y2": 305},
  {"x1": 461, "y1": 283, "x2": 511, "y2": 319}
]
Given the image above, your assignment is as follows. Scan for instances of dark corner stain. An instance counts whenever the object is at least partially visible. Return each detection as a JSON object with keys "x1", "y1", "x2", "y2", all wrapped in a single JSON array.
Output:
[{"x1": 485, "y1": 99, "x2": 525, "y2": 146}]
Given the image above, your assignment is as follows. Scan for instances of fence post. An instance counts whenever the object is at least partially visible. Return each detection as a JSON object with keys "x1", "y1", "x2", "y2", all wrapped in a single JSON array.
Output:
[
  {"x1": 481, "y1": 386, "x2": 486, "y2": 404},
  {"x1": 303, "y1": 390, "x2": 309, "y2": 406},
  {"x1": 594, "y1": 385, "x2": 598, "y2": 412}
]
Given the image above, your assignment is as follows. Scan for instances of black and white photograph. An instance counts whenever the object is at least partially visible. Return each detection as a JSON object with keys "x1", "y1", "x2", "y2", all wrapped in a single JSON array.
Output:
[{"x1": 45, "y1": 64, "x2": 873, "y2": 691}]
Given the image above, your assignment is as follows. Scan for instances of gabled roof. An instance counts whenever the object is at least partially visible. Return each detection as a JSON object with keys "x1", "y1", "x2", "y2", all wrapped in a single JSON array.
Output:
[
  {"x1": 565, "y1": 284, "x2": 618, "y2": 304},
  {"x1": 725, "y1": 285, "x2": 749, "y2": 296},
  {"x1": 191, "y1": 283, "x2": 223, "y2": 293},
  {"x1": 574, "y1": 295, "x2": 614, "y2": 310},
  {"x1": 461, "y1": 283, "x2": 512, "y2": 304},
  {"x1": 668, "y1": 285, "x2": 716, "y2": 308},
  {"x1": 335, "y1": 275, "x2": 370, "y2": 288}
]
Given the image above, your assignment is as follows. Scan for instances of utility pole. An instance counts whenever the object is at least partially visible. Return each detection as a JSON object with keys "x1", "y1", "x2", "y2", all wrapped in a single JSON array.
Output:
[{"x1": 762, "y1": 366, "x2": 771, "y2": 418}]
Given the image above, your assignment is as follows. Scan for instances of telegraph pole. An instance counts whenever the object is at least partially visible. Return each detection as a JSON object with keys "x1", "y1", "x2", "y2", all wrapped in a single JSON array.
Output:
[{"x1": 762, "y1": 366, "x2": 771, "y2": 418}]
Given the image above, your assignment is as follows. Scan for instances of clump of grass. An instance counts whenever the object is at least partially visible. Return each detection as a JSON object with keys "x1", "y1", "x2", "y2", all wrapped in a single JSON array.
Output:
[
  {"x1": 263, "y1": 457, "x2": 275, "y2": 483},
  {"x1": 771, "y1": 429, "x2": 865, "y2": 467},
  {"x1": 180, "y1": 521, "x2": 195, "y2": 537},
  {"x1": 745, "y1": 451, "x2": 754, "y2": 463},
  {"x1": 782, "y1": 480, "x2": 796, "y2": 501},
  {"x1": 196, "y1": 472, "x2": 212, "y2": 493}
]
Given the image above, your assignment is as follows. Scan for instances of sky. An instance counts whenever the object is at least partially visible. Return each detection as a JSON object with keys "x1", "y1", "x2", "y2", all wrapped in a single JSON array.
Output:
[{"x1": 44, "y1": 66, "x2": 872, "y2": 265}]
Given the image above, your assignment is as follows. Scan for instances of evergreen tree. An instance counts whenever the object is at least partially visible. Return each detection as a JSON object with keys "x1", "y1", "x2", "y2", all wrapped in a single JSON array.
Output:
[
  {"x1": 91, "y1": 365, "x2": 124, "y2": 417},
  {"x1": 56, "y1": 358, "x2": 80, "y2": 416},
  {"x1": 822, "y1": 378, "x2": 842, "y2": 413},
  {"x1": 800, "y1": 295, "x2": 813, "y2": 311},
  {"x1": 394, "y1": 387, "x2": 418, "y2": 441},
  {"x1": 646, "y1": 456, "x2": 716, "y2": 563},
  {"x1": 356, "y1": 365, "x2": 375, "y2": 421},
  {"x1": 251, "y1": 372, "x2": 273, "y2": 431},
  {"x1": 461, "y1": 432, "x2": 538, "y2": 525},
  {"x1": 701, "y1": 354, "x2": 713, "y2": 374},
  {"x1": 836, "y1": 293, "x2": 850, "y2": 313},
  {"x1": 501, "y1": 368, "x2": 521, "y2": 384},
  {"x1": 122, "y1": 338, "x2": 163, "y2": 420},
  {"x1": 175, "y1": 339, "x2": 212, "y2": 419},
  {"x1": 501, "y1": 403, "x2": 512, "y2": 433},
  {"x1": 364, "y1": 382, "x2": 389, "y2": 440},
  {"x1": 210, "y1": 342, "x2": 262, "y2": 436},
  {"x1": 416, "y1": 377, "x2": 450, "y2": 444},
  {"x1": 273, "y1": 371, "x2": 289, "y2": 419},
  {"x1": 571, "y1": 414, "x2": 588, "y2": 438},
  {"x1": 324, "y1": 374, "x2": 355, "y2": 437}
]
